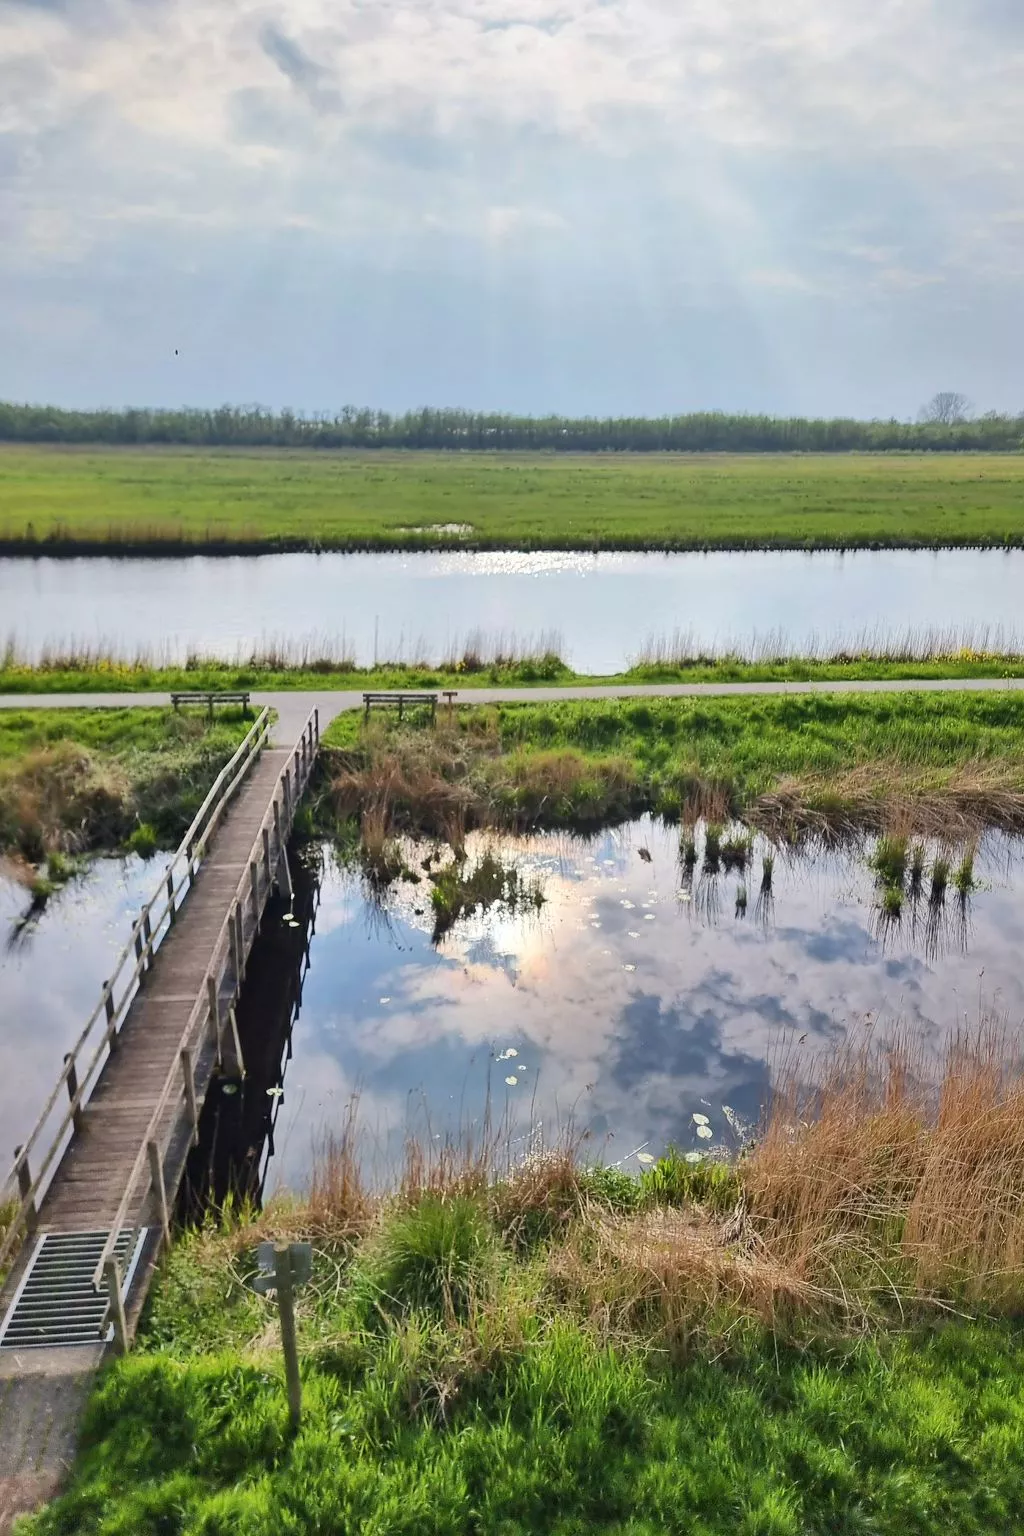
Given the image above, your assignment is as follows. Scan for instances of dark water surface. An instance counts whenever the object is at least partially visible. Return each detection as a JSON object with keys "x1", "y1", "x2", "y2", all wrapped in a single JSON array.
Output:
[
  {"x1": 4, "y1": 549, "x2": 1024, "y2": 672},
  {"x1": 3, "y1": 822, "x2": 1021, "y2": 1200}
]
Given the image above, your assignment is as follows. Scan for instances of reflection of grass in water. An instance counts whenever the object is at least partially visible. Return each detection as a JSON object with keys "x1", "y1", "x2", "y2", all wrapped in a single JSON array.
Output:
[
  {"x1": 693, "y1": 873, "x2": 721, "y2": 926},
  {"x1": 702, "y1": 824, "x2": 722, "y2": 874},
  {"x1": 680, "y1": 832, "x2": 698, "y2": 874},
  {"x1": 430, "y1": 849, "x2": 545, "y2": 942},
  {"x1": 735, "y1": 883, "x2": 748, "y2": 918},
  {"x1": 760, "y1": 852, "x2": 774, "y2": 892},
  {"x1": 908, "y1": 842, "x2": 926, "y2": 896}
]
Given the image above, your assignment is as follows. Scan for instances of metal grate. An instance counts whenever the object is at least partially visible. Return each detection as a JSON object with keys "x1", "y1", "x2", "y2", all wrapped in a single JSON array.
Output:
[{"x1": 0, "y1": 1229, "x2": 146, "y2": 1350}]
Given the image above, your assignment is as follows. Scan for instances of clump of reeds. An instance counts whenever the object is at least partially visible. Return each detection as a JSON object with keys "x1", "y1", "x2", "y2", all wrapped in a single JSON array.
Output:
[
  {"x1": 760, "y1": 853, "x2": 774, "y2": 892},
  {"x1": 909, "y1": 842, "x2": 926, "y2": 896},
  {"x1": 748, "y1": 1022, "x2": 1024, "y2": 1310},
  {"x1": 680, "y1": 832, "x2": 697, "y2": 873},
  {"x1": 735, "y1": 884, "x2": 748, "y2": 917},
  {"x1": 954, "y1": 849, "x2": 976, "y2": 898},
  {"x1": 930, "y1": 857, "x2": 949, "y2": 905},
  {"x1": 702, "y1": 824, "x2": 722, "y2": 874},
  {"x1": 870, "y1": 834, "x2": 908, "y2": 890},
  {"x1": 721, "y1": 832, "x2": 753, "y2": 872}
]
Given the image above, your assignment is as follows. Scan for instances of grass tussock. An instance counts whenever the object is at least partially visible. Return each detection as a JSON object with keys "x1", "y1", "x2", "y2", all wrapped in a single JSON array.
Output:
[{"x1": 0, "y1": 707, "x2": 253, "y2": 862}]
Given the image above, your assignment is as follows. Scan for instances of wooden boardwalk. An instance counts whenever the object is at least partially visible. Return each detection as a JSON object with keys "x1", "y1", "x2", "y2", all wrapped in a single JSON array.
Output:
[{"x1": 0, "y1": 709, "x2": 320, "y2": 1527}]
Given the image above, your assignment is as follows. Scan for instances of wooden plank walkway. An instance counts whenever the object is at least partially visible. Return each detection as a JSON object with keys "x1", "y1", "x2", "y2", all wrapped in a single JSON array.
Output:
[{"x1": 0, "y1": 710, "x2": 320, "y2": 1530}]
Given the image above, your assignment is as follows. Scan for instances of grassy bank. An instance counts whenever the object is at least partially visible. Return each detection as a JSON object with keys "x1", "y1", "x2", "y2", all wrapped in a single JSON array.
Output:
[
  {"x1": 6, "y1": 651, "x2": 1024, "y2": 695},
  {"x1": 0, "y1": 707, "x2": 252, "y2": 864},
  {"x1": 27, "y1": 1029, "x2": 1024, "y2": 1535},
  {"x1": 321, "y1": 691, "x2": 1024, "y2": 840},
  {"x1": 3, "y1": 447, "x2": 1024, "y2": 552}
]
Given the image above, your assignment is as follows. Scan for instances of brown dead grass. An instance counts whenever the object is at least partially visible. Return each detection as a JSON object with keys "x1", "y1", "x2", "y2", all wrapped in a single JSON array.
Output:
[
  {"x1": 751, "y1": 761, "x2": 1024, "y2": 841},
  {"x1": 746, "y1": 1024, "x2": 1024, "y2": 1311},
  {"x1": 0, "y1": 741, "x2": 128, "y2": 859}
]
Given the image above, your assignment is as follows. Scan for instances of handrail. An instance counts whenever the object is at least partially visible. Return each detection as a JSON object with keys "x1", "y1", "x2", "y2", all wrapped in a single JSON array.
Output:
[
  {"x1": 0, "y1": 707, "x2": 272, "y2": 1275},
  {"x1": 91, "y1": 708, "x2": 319, "y2": 1299}
]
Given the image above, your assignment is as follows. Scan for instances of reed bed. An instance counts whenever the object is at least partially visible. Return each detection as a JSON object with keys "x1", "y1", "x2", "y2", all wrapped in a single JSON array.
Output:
[
  {"x1": 1, "y1": 629, "x2": 566, "y2": 675},
  {"x1": 630, "y1": 621, "x2": 1024, "y2": 669}
]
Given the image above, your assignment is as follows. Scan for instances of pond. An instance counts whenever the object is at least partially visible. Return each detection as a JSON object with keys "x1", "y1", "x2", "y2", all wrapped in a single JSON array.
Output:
[
  {"x1": 195, "y1": 817, "x2": 1024, "y2": 1198},
  {"x1": 3, "y1": 548, "x2": 1024, "y2": 673},
  {"x1": 4, "y1": 821, "x2": 1022, "y2": 1207}
]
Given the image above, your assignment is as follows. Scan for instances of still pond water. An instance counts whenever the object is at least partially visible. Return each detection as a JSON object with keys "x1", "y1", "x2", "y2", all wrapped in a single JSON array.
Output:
[
  {"x1": 4, "y1": 821, "x2": 1020, "y2": 1194},
  {"x1": 4, "y1": 549, "x2": 1024, "y2": 672}
]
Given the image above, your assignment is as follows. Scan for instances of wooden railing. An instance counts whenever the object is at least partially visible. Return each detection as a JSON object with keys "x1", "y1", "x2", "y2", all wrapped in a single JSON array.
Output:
[
  {"x1": 0, "y1": 708, "x2": 273, "y2": 1278},
  {"x1": 93, "y1": 708, "x2": 320, "y2": 1343}
]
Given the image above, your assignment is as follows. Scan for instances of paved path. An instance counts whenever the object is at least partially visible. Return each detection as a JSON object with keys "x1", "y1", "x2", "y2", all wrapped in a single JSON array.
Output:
[{"x1": 4, "y1": 676, "x2": 1024, "y2": 738}]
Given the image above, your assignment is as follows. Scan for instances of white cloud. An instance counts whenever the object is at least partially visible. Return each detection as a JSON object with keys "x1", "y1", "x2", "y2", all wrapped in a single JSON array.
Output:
[{"x1": 0, "y1": 0, "x2": 1021, "y2": 413}]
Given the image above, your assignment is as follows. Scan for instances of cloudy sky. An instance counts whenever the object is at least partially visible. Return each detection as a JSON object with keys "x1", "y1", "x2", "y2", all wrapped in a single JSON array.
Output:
[{"x1": 1, "y1": 0, "x2": 1021, "y2": 417}]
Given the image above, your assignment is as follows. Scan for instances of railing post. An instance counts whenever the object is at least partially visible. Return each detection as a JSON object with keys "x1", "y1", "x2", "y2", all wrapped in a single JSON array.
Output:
[
  {"x1": 104, "y1": 984, "x2": 119, "y2": 1052},
  {"x1": 14, "y1": 1147, "x2": 37, "y2": 1233},
  {"x1": 314, "y1": 707, "x2": 319, "y2": 747},
  {"x1": 229, "y1": 902, "x2": 241, "y2": 990},
  {"x1": 142, "y1": 908, "x2": 153, "y2": 970},
  {"x1": 64, "y1": 1053, "x2": 84, "y2": 1133},
  {"x1": 147, "y1": 1138, "x2": 171, "y2": 1249},
  {"x1": 187, "y1": 837, "x2": 196, "y2": 886},
  {"x1": 134, "y1": 926, "x2": 145, "y2": 979},
  {"x1": 104, "y1": 1256, "x2": 129, "y2": 1354},
  {"x1": 262, "y1": 826, "x2": 272, "y2": 883},
  {"x1": 273, "y1": 799, "x2": 283, "y2": 868},
  {"x1": 207, "y1": 973, "x2": 222, "y2": 1065},
  {"x1": 283, "y1": 766, "x2": 292, "y2": 827},
  {"x1": 234, "y1": 902, "x2": 246, "y2": 984},
  {"x1": 250, "y1": 860, "x2": 260, "y2": 926},
  {"x1": 166, "y1": 869, "x2": 177, "y2": 924},
  {"x1": 181, "y1": 1048, "x2": 199, "y2": 1145}
]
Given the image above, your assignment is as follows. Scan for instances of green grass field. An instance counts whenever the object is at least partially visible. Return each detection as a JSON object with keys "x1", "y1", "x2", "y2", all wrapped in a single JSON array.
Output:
[
  {"x1": 2, "y1": 446, "x2": 1023, "y2": 551},
  {"x1": 322, "y1": 691, "x2": 1024, "y2": 835}
]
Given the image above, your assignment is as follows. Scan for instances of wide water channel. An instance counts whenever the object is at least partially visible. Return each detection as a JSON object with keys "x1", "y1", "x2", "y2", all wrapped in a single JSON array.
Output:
[
  {"x1": 5, "y1": 820, "x2": 1020, "y2": 1199},
  {"x1": 4, "y1": 549, "x2": 1024, "y2": 672}
]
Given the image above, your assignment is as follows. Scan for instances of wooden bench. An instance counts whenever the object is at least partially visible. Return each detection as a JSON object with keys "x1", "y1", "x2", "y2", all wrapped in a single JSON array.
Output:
[
  {"x1": 171, "y1": 690, "x2": 252, "y2": 720},
  {"x1": 363, "y1": 691, "x2": 439, "y2": 722}
]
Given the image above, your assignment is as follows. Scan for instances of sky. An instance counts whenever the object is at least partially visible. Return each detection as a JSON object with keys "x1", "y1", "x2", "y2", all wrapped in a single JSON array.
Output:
[{"x1": 0, "y1": 0, "x2": 1021, "y2": 419}]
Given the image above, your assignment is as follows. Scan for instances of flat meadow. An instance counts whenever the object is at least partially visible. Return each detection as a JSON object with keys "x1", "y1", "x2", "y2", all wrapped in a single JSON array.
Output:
[{"x1": 2, "y1": 446, "x2": 1024, "y2": 550}]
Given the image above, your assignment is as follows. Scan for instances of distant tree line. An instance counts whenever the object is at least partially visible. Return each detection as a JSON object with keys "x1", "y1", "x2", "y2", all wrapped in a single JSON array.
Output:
[{"x1": 1, "y1": 398, "x2": 1021, "y2": 452}]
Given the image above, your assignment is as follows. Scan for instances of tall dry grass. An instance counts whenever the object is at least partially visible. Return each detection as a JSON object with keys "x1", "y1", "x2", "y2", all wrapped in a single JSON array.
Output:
[
  {"x1": 630, "y1": 621, "x2": 1024, "y2": 669},
  {"x1": 747, "y1": 1023, "x2": 1024, "y2": 1311}
]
